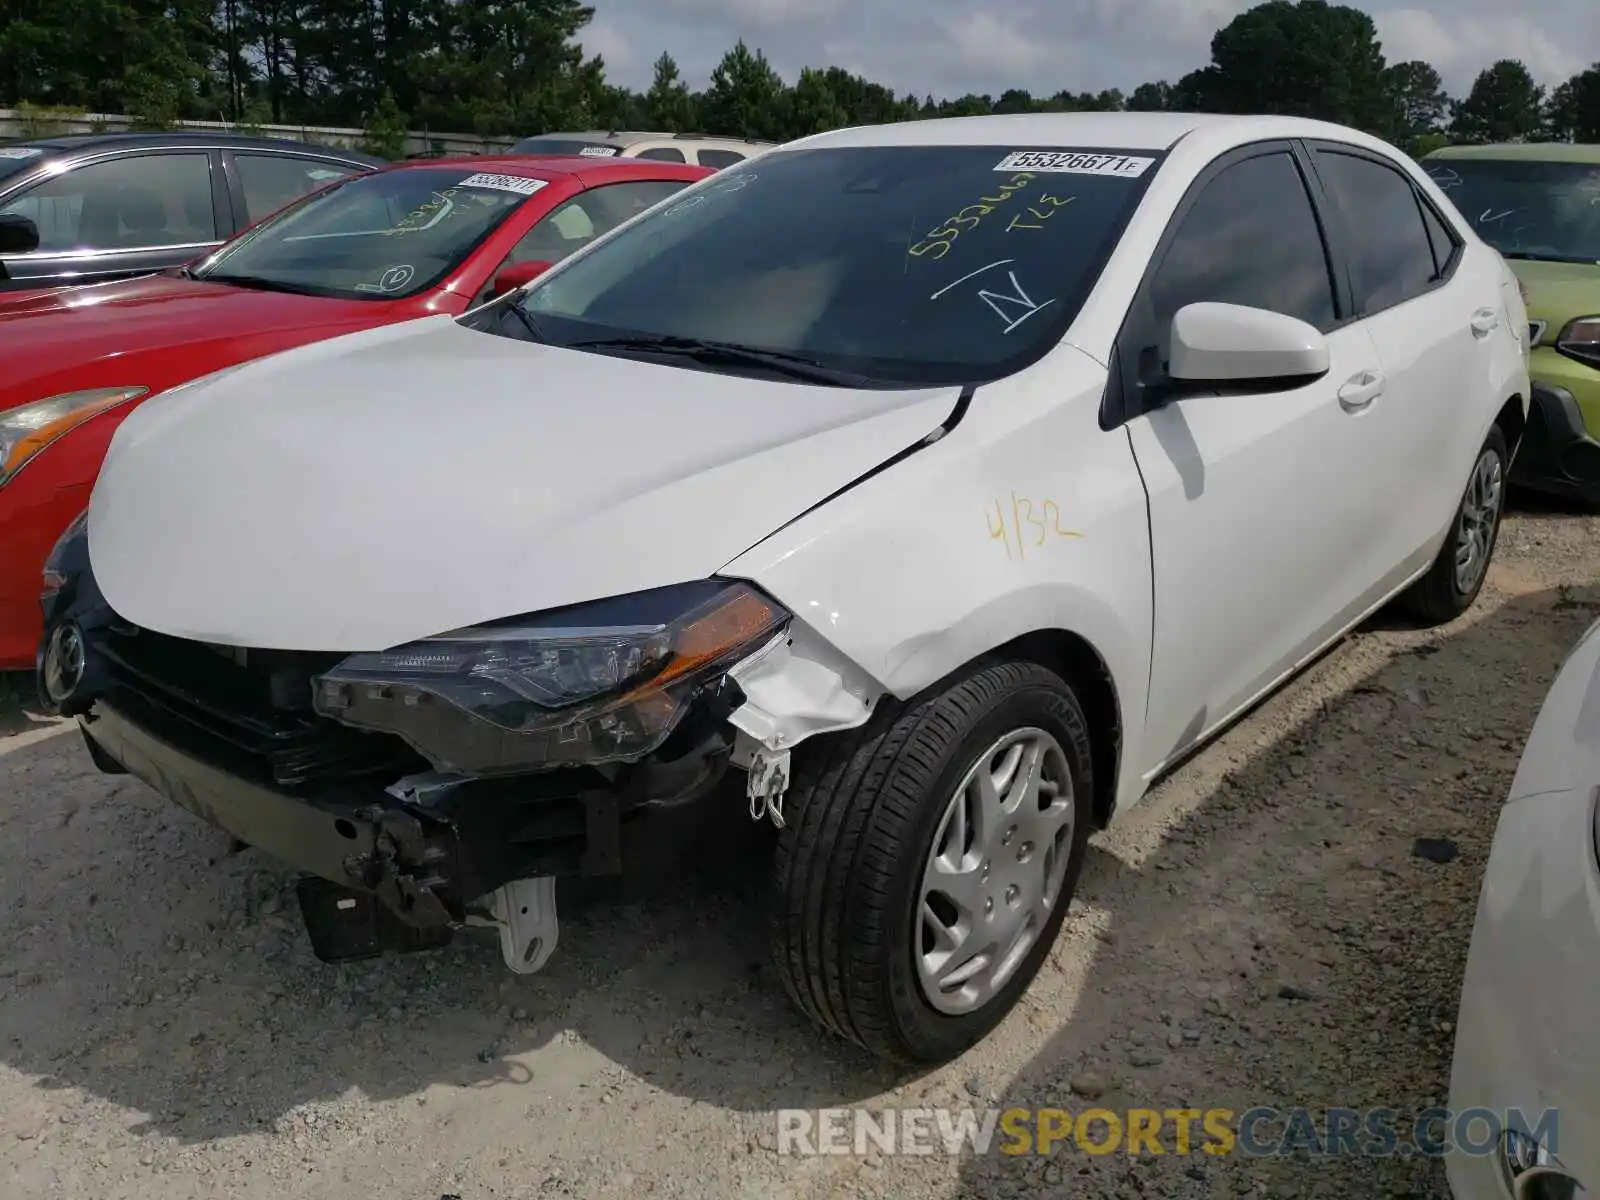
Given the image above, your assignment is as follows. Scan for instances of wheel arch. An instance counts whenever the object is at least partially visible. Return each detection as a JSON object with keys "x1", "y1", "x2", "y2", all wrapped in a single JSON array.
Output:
[
  {"x1": 1494, "y1": 392, "x2": 1527, "y2": 462},
  {"x1": 900, "y1": 627, "x2": 1125, "y2": 831}
]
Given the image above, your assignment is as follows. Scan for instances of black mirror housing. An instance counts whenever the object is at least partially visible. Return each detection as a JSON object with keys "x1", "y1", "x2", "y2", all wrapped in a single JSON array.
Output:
[{"x1": 0, "y1": 213, "x2": 40, "y2": 255}]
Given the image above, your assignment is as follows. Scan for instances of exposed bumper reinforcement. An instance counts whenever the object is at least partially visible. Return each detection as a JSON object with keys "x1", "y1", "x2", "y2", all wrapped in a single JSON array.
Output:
[{"x1": 81, "y1": 700, "x2": 463, "y2": 928}]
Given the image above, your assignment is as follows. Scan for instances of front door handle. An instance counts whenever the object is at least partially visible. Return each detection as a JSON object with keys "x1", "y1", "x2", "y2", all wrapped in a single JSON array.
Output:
[
  {"x1": 1471, "y1": 308, "x2": 1500, "y2": 337},
  {"x1": 1337, "y1": 369, "x2": 1385, "y2": 413}
]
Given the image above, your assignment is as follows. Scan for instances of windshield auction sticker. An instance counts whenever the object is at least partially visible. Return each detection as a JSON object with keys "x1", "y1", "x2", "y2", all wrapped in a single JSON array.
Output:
[
  {"x1": 0, "y1": 147, "x2": 44, "y2": 160},
  {"x1": 993, "y1": 151, "x2": 1154, "y2": 177},
  {"x1": 458, "y1": 173, "x2": 549, "y2": 196}
]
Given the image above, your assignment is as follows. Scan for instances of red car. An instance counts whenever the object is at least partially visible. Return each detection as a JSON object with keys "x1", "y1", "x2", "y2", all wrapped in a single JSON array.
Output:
[{"x1": 0, "y1": 155, "x2": 711, "y2": 668}]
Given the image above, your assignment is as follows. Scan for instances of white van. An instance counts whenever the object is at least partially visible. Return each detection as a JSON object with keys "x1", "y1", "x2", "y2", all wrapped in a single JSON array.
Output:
[{"x1": 505, "y1": 130, "x2": 772, "y2": 170}]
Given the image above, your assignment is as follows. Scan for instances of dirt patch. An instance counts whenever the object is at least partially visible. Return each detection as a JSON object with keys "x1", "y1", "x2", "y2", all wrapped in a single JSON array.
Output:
[{"x1": 0, "y1": 669, "x2": 64, "y2": 739}]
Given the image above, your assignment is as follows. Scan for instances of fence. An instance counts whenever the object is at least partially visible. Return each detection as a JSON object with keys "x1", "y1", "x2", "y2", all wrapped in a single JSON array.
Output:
[{"x1": 0, "y1": 109, "x2": 512, "y2": 157}]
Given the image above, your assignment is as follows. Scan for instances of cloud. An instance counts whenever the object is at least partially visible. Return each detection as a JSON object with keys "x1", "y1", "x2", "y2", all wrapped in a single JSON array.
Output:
[
  {"x1": 1376, "y1": 6, "x2": 1591, "y2": 90},
  {"x1": 653, "y1": 0, "x2": 851, "y2": 27},
  {"x1": 581, "y1": 14, "x2": 641, "y2": 77},
  {"x1": 933, "y1": 12, "x2": 1059, "y2": 80},
  {"x1": 578, "y1": 0, "x2": 1598, "y2": 100}
]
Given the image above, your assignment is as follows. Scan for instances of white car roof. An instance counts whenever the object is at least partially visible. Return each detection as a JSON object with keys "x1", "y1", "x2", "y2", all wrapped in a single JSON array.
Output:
[{"x1": 788, "y1": 111, "x2": 1401, "y2": 158}]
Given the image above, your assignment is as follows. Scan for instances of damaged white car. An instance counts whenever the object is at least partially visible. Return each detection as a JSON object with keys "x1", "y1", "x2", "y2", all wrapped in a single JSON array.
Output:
[{"x1": 38, "y1": 112, "x2": 1529, "y2": 1064}]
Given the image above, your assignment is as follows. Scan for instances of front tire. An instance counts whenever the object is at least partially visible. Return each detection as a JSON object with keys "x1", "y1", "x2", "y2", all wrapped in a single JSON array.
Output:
[
  {"x1": 770, "y1": 660, "x2": 1093, "y2": 1063},
  {"x1": 1400, "y1": 425, "x2": 1508, "y2": 626}
]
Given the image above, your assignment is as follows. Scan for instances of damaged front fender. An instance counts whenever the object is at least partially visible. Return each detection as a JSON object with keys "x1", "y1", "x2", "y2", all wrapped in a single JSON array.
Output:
[
  {"x1": 726, "y1": 620, "x2": 882, "y2": 753},
  {"x1": 725, "y1": 619, "x2": 883, "y2": 825}
]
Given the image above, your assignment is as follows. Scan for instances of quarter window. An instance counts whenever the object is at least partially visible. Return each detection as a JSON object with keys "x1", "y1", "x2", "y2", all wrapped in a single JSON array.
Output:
[
  {"x1": 236, "y1": 153, "x2": 361, "y2": 223},
  {"x1": 1315, "y1": 150, "x2": 1440, "y2": 311},
  {"x1": 1149, "y1": 150, "x2": 1338, "y2": 336},
  {"x1": 0, "y1": 151, "x2": 216, "y2": 252},
  {"x1": 1419, "y1": 198, "x2": 1459, "y2": 277}
]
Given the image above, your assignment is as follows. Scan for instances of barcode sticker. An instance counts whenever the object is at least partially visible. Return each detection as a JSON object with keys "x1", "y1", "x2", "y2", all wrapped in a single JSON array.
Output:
[{"x1": 994, "y1": 150, "x2": 1154, "y2": 177}]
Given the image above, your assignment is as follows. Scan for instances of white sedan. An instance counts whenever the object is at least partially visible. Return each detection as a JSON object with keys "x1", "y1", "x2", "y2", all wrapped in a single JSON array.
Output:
[
  {"x1": 1448, "y1": 617, "x2": 1600, "y2": 1200},
  {"x1": 38, "y1": 112, "x2": 1529, "y2": 1065}
]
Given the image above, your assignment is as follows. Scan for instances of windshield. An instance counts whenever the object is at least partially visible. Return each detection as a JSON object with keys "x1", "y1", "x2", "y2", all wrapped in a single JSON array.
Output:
[
  {"x1": 0, "y1": 145, "x2": 47, "y2": 186},
  {"x1": 509, "y1": 137, "x2": 622, "y2": 159},
  {"x1": 1424, "y1": 158, "x2": 1600, "y2": 264},
  {"x1": 496, "y1": 144, "x2": 1162, "y2": 386},
  {"x1": 194, "y1": 167, "x2": 549, "y2": 298}
]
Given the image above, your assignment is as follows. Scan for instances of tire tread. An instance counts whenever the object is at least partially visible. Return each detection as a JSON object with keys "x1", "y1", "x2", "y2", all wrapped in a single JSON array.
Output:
[{"x1": 770, "y1": 660, "x2": 1088, "y2": 1061}]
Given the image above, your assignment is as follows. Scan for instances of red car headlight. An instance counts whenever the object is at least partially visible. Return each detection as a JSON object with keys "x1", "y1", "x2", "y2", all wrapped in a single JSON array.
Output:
[{"x1": 0, "y1": 387, "x2": 148, "y2": 487}]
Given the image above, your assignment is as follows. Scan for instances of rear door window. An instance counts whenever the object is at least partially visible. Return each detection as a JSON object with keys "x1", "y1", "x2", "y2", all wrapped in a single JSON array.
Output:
[{"x1": 1314, "y1": 149, "x2": 1442, "y2": 312}]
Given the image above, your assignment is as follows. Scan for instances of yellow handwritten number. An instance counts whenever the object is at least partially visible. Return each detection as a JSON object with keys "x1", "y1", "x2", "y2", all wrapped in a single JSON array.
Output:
[
  {"x1": 948, "y1": 205, "x2": 994, "y2": 230},
  {"x1": 991, "y1": 496, "x2": 1084, "y2": 557},
  {"x1": 909, "y1": 175, "x2": 1040, "y2": 259},
  {"x1": 1042, "y1": 500, "x2": 1084, "y2": 538},
  {"x1": 987, "y1": 498, "x2": 1013, "y2": 560},
  {"x1": 1013, "y1": 492, "x2": 1047, "y2": 548}
]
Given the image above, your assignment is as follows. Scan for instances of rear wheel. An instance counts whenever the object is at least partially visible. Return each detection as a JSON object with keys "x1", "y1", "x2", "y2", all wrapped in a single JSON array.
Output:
[
  {"x1": 770, "y1": 660, "x2": 1093, "y2": 1063},
  {"x1": 1400, "y1": 425, "x2": 1508, "y2": 625}
]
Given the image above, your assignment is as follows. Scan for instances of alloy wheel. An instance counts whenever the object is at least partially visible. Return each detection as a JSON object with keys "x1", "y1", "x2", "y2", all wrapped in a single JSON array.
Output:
[{"x1": 1455, "y1": 447, "x2": 1504, "y2": 596}]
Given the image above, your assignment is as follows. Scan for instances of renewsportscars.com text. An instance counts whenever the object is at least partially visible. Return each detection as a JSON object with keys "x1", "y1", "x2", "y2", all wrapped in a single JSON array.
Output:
[{"x1": 775, "y1": 1105, "x2": 1559, "y2": 1158}]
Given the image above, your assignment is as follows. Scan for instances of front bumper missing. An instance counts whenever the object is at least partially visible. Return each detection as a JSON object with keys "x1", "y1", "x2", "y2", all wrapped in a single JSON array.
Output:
[{"x1": 78, "y1": 696, "x2": 728, "y2": 964}]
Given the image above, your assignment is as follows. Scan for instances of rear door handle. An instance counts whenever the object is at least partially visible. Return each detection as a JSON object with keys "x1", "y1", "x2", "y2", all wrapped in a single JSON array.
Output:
[
  {"x1": 1337, "y1": 369, "x2": 1385, "y2": 413},
  {"x1": 1471, "y1": 308, "x2": 1500, "y2": 337}
]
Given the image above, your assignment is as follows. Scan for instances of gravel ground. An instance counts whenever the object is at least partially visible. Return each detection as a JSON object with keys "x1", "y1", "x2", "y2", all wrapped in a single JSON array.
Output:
[{"x1": 3, "y1": 499, "x2": 1598, "y2": 1200}]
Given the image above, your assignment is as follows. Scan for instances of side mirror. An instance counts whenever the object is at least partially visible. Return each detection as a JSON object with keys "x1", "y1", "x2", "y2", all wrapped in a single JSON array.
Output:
[
  {"x1": 1168, "y1": 301, "x2": 1330, "y2": 386},
  {"x1": 0, "y1": 213, "x2": 40, "y2": 255},
  {"x1": 488, "y1": 259, "x2": 555, "y2": 299}
]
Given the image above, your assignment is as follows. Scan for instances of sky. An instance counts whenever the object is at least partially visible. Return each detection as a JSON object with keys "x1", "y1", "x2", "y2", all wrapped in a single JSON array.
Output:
[{"x1": 578, "y1": 0, "x2": 1599, "y2": 102}]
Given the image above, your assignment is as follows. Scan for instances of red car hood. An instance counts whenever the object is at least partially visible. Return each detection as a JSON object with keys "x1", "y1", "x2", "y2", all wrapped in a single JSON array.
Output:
[{"x1": 0, "y1": 273, "x2": 416, "y2": 409}]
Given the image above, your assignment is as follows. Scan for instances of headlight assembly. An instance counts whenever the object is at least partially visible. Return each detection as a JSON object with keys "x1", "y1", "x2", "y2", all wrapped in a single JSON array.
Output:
[
  {"x1": 1556, "y1": 315, "x2": 1600, "y2": 370},
  {"x1": 313, "y1": 580, "x2": 790, "y2": 775},
  {"x1": 0, "y1": 387, "x2": 148, "y2": 487}
]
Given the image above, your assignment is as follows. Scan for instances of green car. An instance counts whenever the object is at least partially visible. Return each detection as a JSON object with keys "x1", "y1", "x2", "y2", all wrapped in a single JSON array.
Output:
[{"x1": 1423, "y1": 143, "x2": 1600, "y2": 501}]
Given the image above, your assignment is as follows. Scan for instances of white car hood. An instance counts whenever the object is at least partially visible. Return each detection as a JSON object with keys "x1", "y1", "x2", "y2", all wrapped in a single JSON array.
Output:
[{"x1": 89, "y1": 317, "x2": 959, "y2": 650}]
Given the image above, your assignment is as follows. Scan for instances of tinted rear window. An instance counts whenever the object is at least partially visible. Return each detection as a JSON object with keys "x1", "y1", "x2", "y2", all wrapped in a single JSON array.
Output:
[{"x1": 509, "y1": 144, "x2": 1165, "y2": 386}]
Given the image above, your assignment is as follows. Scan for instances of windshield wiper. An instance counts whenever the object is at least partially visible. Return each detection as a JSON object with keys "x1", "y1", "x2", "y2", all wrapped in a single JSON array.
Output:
[
  {"x1": 562, "y1": 334, "x2": 876, "y2": 386},
  {"x1": 503, "y1": 298, "x2": 546, "y2": 342},
  {"x1": 1502, "y1": 251, "x2": 1600, "y2": 266},
  {"x1": 199, "y1": 273, "x2": 315, "y2": 296}
]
